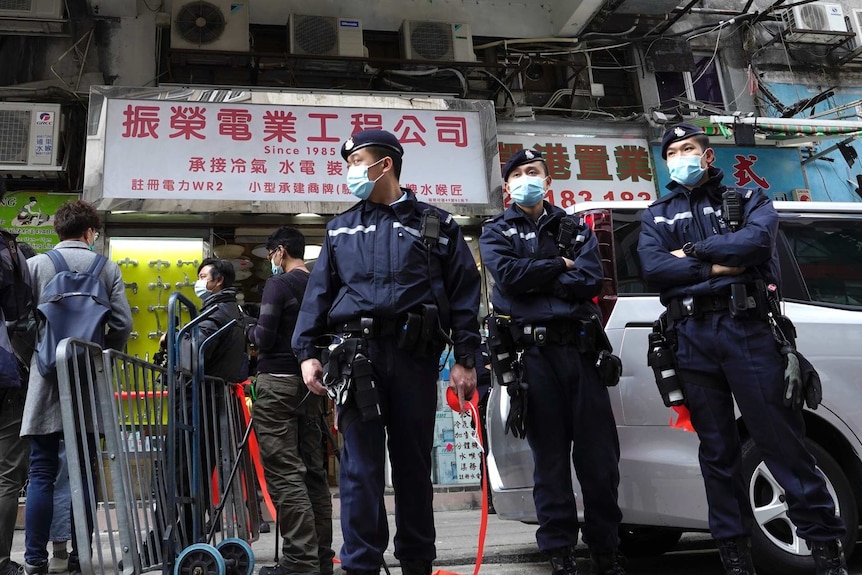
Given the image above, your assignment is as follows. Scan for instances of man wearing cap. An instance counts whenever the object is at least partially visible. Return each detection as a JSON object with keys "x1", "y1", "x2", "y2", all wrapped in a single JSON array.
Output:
[
  {"x1": 479, "y1": 149, "x2": 625, "y2": 575},
  {"x1": 293, "y1": 129, "x2": 481, "y2": 575},
  {"x1": 638, "y1": 123, "x2": 847, "y2": 575}
]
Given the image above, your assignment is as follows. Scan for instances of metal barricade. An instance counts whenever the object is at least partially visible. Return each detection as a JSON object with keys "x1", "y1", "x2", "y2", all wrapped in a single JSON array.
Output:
[{"x1": 57, "y1": 291, "x2": 258, "y2": 575}]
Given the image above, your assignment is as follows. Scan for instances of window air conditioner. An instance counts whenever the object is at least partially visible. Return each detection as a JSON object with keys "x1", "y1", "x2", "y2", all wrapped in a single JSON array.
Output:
[
  {"x1": 850, "y1": 8, "x2": 862, "y2": 50},
  {"x1": 0, "y1": 0, "x2": 63, "y2": 19},
  {"x1": 782, "y1": 2, "x2": 847, "y2": 32},
  {"x1": 0, "y1": 103, "x2": 62, "y2": 172},
  {"x1": 171, "y1": 0, "x2": 249, "y2": 52},
  {"x1": 289, "y1": 15, "x2": 365, "y2": 57},
  {"x1": 400, "y1": 20, "x2": 477, "y2": 62}
]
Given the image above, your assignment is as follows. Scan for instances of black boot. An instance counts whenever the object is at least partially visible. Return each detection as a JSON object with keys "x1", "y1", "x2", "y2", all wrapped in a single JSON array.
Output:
[
  {"x1": 589, "y1": 550, "x2": 625, "y2": 575},
  {"x1": 716, "y1": 537, "x2": 757, "y2": 575},
  {"x1": 400, "y1": 559, "x2": 432, "y2": 575},
  {"x1": 548, "y1": 547, "x2": 579, "y2": 575},
  {"x1": 811, "y1": 540, "x2": 849, "y2": 575}
]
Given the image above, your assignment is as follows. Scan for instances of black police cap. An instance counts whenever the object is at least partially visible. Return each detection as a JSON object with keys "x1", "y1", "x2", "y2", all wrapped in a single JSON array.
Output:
[
  {"x1": 660, "y1": 123, "x2": 706, "y2": 159},
  {"x1": 340, "y1": 129, "x2": 404, "y2": 161},
  {"x1": 501, "y1": 148, "x2": 546, "y2": 181}
]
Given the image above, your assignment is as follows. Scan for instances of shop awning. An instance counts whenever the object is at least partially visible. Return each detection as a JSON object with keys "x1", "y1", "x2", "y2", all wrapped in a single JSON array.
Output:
[{"x1": 693, "y1": 116, "x2": 862, "y2": 146}]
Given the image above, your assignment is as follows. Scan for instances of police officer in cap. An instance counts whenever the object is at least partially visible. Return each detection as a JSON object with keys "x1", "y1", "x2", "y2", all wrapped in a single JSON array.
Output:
[
  {"x1": 638, "y1": 123, "x2": 848, "y2": 575},
  {"x1": 479, "y1": 149, "x2": 625, "y2": 575},
  {"x1": 293, "y1": 129, "x2": 481, "y2": 575}
]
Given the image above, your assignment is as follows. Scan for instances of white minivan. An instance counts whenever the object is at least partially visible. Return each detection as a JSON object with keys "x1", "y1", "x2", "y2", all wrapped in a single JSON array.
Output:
[{"x1": 486, "y1": 201, "x2": 862, "y2": 575}]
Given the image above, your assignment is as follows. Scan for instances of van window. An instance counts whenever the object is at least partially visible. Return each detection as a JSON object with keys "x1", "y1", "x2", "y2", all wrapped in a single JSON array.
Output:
[
  {"x1": 781, "y1": 218, "x2": 862, "y2": 307},
  {"x1": 612, "y1": 211, "x2": 654, "y2": 294}
]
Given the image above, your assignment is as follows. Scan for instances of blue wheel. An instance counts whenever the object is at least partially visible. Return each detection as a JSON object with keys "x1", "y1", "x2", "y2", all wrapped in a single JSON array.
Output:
[
  {"x1": 174, "y1": 543, "x2": 226, "y2": 575},
  {"x1": 216, "y1": 538, "x2": 254, "y2": 575}
]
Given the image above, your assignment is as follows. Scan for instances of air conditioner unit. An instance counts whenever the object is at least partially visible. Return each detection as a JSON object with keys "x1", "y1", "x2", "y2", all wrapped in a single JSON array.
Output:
[
  {"x1": 0, "y1": 0, "x2": 63, "y2": 19},
  {"x1": 0, "y1": 103, "x2": 62, "y2": 172},
  {"x1": 782, "y1": 2, "x2": 846, "y2": 32},
  {"x1": 171, "y1": 0, "x2": 249, "y2": 52},
  {"x1": 850, "y1": 8, "x2": 862, "y2": 48},
  {"x1": 400, "y1": 20, "x2": 476, "y2": 62},
  {"x1": 288, "y1": 15, "x2": 365, "y2": 57}
]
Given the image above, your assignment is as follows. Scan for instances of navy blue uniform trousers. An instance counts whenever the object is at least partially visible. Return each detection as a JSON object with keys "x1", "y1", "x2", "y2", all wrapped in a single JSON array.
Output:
[
  {"x1": 337, "y1": 336, "x2": 438, "y2": 571},
  {"x1": 676, "y1": 313, "x2": 845, "y2": 541},
  {"x1": 524, "y1": 343, "x2": 622, "y2": 553}
]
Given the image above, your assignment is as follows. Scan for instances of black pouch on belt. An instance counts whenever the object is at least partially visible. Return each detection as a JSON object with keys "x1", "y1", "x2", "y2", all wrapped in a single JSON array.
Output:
[
  {"x1": 351, "y1": 352, "x2": 382, "y2": 422},
  {"x1": 398, "y1": 311, "x2": 422, "y2": 351}
]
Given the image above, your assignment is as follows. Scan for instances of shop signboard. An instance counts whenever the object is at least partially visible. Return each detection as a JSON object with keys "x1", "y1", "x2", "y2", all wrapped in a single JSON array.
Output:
[
  {"x1": 651, "y1": 145, "x2": 807, "y2": 199},
  {"x1": 86, "y1": 88, "x2": 500, "y2": 214},
  {"x1": 497, "y1": 134, "x2": 658, "y2": 208},
  {"x1": 0, "y1": 191, "x2": 78, "y2": 253}
]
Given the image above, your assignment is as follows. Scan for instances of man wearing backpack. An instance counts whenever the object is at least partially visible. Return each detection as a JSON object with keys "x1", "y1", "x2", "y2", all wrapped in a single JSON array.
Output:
[
  {"x1": 20, "y1": 200, "x2": 132, "y2": 575},
  {"x1": 247, "y1": 227, "x2": 333, "y2": 575}
]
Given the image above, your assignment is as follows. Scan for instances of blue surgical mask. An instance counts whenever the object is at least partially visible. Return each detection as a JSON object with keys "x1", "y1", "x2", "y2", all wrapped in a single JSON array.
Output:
[
  {"x1": 508, "y1": 176, "x2": 547, "y2": 207},
  {"x1": 194, "y1": 279, "x2": 210, "y2": 299},
  {"x1": 346, "y1": 158, "x2": 385, "y2": 200},
  {"x1": 271, "y1": 261, "x2": 282, "y2": 276},
  {"x1": 88, "y1": 244, "x2": 95, "y2": 252},
  {"x1": 667, "y1": 154, "x2": 707, "y2": 187}
]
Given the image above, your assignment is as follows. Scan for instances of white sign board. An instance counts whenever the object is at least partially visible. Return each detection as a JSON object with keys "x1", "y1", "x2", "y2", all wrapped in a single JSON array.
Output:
[
  {"x1": 102, "y1": 99, "x2": 489, "y2": 204},
  {"x1": 496, "y1": 134, "x2": 657, "y2": 207}
]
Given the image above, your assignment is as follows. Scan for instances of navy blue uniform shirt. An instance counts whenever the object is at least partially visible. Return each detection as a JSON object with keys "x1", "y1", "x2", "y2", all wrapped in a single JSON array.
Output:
[
  {"x1": 479, "y1": 201, "x2": 603, "y2": 324},
  {"x1": 638, "y1": 167, "x2": 780, "y2": 304},
  {"x1": 293, "y1": 189, "x2": 481, "y2": 362}
]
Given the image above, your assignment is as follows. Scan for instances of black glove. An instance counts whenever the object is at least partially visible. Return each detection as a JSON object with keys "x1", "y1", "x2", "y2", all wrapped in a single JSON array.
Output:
[
  {"x1": 504, "y1": 381, "x2": 528, "y2": 439},
  {"x1": 797, "y1": 352, "x2": 822, "y2": 410}
]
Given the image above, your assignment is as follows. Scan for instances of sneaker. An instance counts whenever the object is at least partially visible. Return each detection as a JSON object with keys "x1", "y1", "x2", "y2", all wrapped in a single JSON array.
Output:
[
  {"x1": 23, "y1": 563, "x2": 47, "y2": 575},
  {"x1": 47, "y1": 557, "x2": 67, "y2": 574},
  {"x1": 0, "y1": 561, "x2": 24, "y2": 575}
]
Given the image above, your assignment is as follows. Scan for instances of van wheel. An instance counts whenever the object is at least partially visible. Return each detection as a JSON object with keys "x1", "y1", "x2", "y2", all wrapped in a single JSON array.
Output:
[
  {"x1": 742, "y1": 438, "x2": 857, "y2": 575},
  {"x1": 617, "y1": 526, "x2": 683, "y2": 557}
]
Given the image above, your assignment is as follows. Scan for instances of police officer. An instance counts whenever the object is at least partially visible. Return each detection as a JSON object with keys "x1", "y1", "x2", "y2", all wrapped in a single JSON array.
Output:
[
  {"x1": 638, "y1": 123, "x2": 848, "y2": 575},
  {"x1": 292, "y1": 129, "x2": 481, "y2": 575},
  {"x1": 479, "y1": 149, "x2": 624, "y2": 575}
]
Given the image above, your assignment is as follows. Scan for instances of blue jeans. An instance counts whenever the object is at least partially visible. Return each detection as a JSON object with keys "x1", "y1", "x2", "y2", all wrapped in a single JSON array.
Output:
[
  {"x1": 24, "y1": 434, "x2": 96, "y2": 566},
  {"x1": 49, "y1": 442, "x2": 71, "y2": 543}
]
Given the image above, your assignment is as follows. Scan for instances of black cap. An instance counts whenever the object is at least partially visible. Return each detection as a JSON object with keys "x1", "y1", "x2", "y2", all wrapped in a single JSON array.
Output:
[
  {"x1": 340, "y1": 129, "x2": 404, "y2": 161},
  {"x1": 501, "y1": 148, "x2": 546, "y2": 181},
  {"x1": 660, "y1": 123, "x2": 706, "y2": 159}
]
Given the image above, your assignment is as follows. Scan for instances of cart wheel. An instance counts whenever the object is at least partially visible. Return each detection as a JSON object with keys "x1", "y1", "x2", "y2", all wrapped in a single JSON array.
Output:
[
  {"x1": 216, "y1": 538, "x2": 254, "y2": 575},
  {"x1": 174, "y1": 543, "x2": 226, "y2": 575}
]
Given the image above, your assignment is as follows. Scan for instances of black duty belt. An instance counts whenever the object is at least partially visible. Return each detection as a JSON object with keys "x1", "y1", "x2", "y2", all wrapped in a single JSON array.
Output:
[
  {"x1": 518, "y1": 322, "x2": 583, "y2": 348},
  {"x1": 667, "y1": 294, "x2": 732, "y2": 320},
  {"x1": 338, "y1": 317, "x2": 401, "y2": 338}
]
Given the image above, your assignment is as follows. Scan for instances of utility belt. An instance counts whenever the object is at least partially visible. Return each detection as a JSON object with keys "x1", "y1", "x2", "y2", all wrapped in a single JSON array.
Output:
[
  {"x1": 338, "y1": 304, "x2": 447, "y2": 356},
  {"x1": 667, "y1": 283, "x2": 768, "y2": 321},
  {"x1": 517, "y1": 320, "x2": 597, "y2": 353}
]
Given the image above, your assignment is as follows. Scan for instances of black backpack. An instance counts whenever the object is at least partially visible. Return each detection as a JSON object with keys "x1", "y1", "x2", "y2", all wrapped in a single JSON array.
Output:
[
  {"x1": 0, "y1": 230, "x2": 34, "y2": 326},
  {"x1": 35, "y1": 250, "x2": 111, "y2": 378}
]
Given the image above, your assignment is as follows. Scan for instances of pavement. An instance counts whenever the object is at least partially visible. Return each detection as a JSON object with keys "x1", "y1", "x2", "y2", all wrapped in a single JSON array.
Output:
[{"x1": 9, "y1": 486, "x2": 543, "y2": 574}]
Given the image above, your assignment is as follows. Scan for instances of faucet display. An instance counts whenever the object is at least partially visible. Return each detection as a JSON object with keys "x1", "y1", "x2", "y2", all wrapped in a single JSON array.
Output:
[{"x1": 149, "y1": 259, "x2": 171, "y2": 270}]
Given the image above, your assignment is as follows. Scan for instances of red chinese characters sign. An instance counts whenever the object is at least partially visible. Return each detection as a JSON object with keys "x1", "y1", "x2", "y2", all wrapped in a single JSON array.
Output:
[
  {"x1": 497, "y1": 136, "x2": 657, "y2": 208},
  {"x1": 103, "y1": 101, "x2": 489, "y2": 204}
]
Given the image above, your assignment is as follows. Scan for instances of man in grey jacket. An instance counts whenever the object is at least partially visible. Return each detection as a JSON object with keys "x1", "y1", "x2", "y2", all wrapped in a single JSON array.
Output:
[{"x1": 20, "y1": 200, "x2": 132, "y2": 575}]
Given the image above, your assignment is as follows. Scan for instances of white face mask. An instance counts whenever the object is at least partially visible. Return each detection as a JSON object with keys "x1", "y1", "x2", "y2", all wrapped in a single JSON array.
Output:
[{"x1": 194, "y1": 279, "x2": 211, "y2": 299}]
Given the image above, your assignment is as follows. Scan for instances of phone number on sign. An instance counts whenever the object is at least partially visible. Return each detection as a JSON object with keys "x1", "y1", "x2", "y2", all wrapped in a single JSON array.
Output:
[{"x1": 504, "y1": 189, "x2": 656, "y2": 208}]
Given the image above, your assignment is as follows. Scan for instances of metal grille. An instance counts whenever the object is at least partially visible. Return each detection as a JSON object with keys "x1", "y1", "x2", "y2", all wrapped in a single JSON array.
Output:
[
  {"x1": 294, "y1": 16, "x2": 337, "y2": 55},
  {"x1": 411, "y1": 22, "x2": 452, "y2": 60},
  {"x1": 0, "y1": 110, "x2": 30, "y2": 164},
  {"x1": 0, "y1": 0, "x2": 32, "y2": 11}
]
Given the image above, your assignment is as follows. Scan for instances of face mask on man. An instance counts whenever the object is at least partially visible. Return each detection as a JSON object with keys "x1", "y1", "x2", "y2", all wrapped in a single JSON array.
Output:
[
  {"x1": 346, "y1": 158, "x2": 386, "y2": 200},
  {"x1": 508, "y1": 175, "x2": 547, "y2": 207},
  {"x1": 194, "y1": 279, "x2": 210, "y2": 299},
  {"x1": 667, "y1": 153, "x2": 707, "y2": 187}
]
